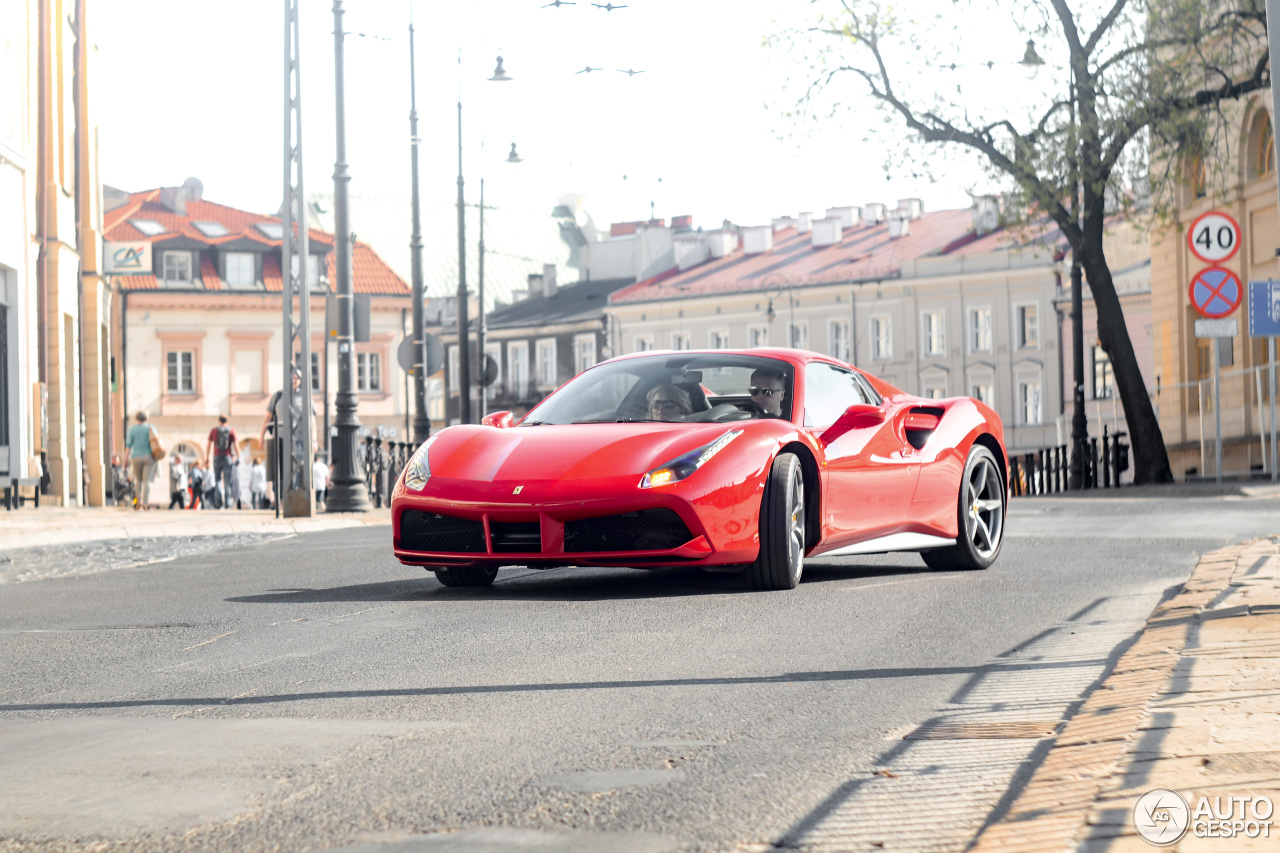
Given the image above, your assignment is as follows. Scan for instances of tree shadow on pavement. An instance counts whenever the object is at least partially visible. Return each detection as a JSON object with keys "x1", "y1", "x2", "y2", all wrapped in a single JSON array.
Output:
[{"x1": 224, "y1": 560, "x2": 939, "y2": 605}]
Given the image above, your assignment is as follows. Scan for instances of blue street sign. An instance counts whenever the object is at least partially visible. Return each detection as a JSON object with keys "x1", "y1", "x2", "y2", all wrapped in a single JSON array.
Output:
[{"x1": 1249, "y1": 280, "x2": 1280, "y2": 337}]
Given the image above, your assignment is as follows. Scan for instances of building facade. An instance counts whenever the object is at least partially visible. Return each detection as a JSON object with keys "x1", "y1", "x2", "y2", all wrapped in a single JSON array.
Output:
[
  {"x1": 1151, "y1": 94, "x2": 1280, "y2": 479},
  {"x1": 105, "y1": 186, "x2": 415, "y2": 500},
  {"x1": 1, "y1": 0, "x2": 111, "y2": 506}
]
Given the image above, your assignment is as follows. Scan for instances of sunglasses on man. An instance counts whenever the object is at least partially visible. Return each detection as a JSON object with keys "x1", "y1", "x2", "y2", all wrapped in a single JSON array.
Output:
[{"x1": 749, "y1": 386, "x2": 782, "y2": 398}]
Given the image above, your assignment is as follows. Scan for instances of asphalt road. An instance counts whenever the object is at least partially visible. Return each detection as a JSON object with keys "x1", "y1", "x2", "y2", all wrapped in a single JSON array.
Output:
[{"x1": 1, "y1": 494, "x2": 1276, "y2": 852}]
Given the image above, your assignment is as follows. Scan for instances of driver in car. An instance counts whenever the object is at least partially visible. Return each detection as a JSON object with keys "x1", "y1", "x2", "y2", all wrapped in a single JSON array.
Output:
[
  {"x1": 647, "y1": 384, "x2": 692, "y2": 422},
  {"x1": 749, "y1": 367, "x2": 787, "y2": 417}
]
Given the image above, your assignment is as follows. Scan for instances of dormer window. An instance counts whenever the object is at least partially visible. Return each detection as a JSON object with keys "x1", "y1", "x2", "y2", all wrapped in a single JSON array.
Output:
[
  {"x1": 162, "y1": 251, "x2": 192, "y2": 283},
  {"x1": 225, "y1": 252, "x2": 255, "y2": 287},
  {"x1": 130, "y1": 219, "x2": 166, "y2": 236}
]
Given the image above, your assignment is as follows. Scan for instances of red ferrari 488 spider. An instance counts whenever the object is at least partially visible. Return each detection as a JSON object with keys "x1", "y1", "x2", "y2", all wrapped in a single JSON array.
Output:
[{"x1": 391, "y1": 349, "x2": 1008, "y2": 590}]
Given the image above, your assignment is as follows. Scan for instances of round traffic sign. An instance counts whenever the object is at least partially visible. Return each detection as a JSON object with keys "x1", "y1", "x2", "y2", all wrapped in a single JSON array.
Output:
[
  {"x1": 1186, "y1": 210, "x2": 1241, "y2": 264},
  {"x1": 1189, "y1": 266, "x2": 1243, "y2": 319}
]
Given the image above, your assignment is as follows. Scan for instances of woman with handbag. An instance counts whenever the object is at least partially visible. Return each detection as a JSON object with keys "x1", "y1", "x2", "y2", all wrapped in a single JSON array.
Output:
[{"x1": 123, "y1": 410, "x2": 160, "y2": 510}]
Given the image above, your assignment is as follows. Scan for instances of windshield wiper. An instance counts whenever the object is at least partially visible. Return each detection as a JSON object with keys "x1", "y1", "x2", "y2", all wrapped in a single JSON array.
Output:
[{"x1": 571, "y1": 418, "x2": 660, "y2": 424}]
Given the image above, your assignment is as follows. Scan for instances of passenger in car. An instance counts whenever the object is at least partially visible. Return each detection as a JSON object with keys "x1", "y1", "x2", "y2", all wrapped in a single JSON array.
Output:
[
  {"x1": 749, "y1": 367, "x2": 788, "y2": 417},
  {"x1": 646, "y1": 384, "x2": 692, "y2": 421}
]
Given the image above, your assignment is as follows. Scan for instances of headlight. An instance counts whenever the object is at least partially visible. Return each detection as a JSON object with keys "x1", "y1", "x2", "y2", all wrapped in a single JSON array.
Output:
[
  {"x1": 640, "y1": 430, "x2": 743, "y2": 488},
  {"x1": 402, "y1": 435, "x2": 439, "y2": 491}
]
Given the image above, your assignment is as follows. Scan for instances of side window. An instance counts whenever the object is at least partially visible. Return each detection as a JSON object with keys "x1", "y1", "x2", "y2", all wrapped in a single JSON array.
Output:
[{"x1": 804, "y1": 362, "x2": 868, "y2": 427}]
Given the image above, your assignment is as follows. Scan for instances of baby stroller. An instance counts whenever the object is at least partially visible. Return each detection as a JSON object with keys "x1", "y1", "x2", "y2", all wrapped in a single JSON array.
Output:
[{"x1": 111, "y1": 463, "x2": 136, "y2": 508}]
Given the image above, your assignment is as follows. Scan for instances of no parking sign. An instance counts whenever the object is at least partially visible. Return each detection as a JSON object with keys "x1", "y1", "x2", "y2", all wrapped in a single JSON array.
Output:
[{"x1": 1189, "y1": 267, "x2": 1243, "y2": 319}]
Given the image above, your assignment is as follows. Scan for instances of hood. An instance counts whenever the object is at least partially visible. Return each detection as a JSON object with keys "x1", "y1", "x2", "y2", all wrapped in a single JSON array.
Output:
[{"x1": 429, "y1": 422, "x2": 742, "y2": 483}]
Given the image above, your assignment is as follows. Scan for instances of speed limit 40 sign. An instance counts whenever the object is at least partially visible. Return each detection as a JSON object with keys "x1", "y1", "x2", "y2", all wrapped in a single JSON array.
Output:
[{"x1": 1187, "y1": 210, "x2": 1241, "y2": 264}]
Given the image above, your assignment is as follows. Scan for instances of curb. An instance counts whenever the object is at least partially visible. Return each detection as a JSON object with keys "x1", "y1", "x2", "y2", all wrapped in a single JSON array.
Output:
[{"x1": 968, "y1": 542, "x2": 1252, "y2": 852}]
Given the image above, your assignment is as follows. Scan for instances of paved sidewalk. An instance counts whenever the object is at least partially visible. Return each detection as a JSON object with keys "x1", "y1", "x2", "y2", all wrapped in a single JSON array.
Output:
[
  {"x1": 0, "y1": 505, "x2": 391, "y2": 551},
  {"x1": 970, "y1": 538, "x2": 1280, "y2": 852}
]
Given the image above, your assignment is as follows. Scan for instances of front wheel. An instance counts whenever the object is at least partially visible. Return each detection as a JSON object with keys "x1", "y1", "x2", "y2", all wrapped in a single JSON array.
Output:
[
  {"x1": 433, "y1": 565, "x2": 499, "y2": 587},
  {"x1": 921, "y1": 444, "x2": 1005, "y2": 571},
  {"x1": 744, "y1": 453, "x2": 805, "y2": 590}
]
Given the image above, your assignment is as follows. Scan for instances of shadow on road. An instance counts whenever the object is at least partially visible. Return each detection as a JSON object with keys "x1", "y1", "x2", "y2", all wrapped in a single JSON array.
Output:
[{"x1": 224, "y1": 559, "x2": 938, "y2": 605}]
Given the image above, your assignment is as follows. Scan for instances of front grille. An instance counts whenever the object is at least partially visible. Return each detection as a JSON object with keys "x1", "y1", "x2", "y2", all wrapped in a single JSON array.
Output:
[
  {"x1": 564, "y1": 509, "x2": 692, "y2": 553},
  {"x1": 399, "y1": 509, "x2": 486, "y2": 553},
  {"x1": 490, "y1": 520, "x2": 541, "y2": 553}
]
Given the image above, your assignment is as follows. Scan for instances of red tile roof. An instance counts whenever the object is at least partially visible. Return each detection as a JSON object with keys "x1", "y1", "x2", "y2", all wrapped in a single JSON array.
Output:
[
  {"x1": 610, "y1": 208, "x2": 987, "y2": 304},
  {"x1": 105, "y1": 188, "x2": 407, "y2": 295}
]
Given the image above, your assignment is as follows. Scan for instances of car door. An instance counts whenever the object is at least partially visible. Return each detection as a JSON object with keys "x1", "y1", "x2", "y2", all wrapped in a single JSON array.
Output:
[{"x1": 805, "y1": 362, "x2": 920, "y2": 543}]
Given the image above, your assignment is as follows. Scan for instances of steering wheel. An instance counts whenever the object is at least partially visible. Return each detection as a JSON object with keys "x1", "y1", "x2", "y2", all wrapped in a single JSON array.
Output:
[{"x1": 736, "y1": 400, "x2": 768, "y2": 417}]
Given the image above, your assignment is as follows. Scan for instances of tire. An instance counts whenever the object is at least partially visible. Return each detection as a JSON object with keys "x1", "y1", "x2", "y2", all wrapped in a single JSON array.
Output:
[
  {"x1": 433, "y1": 565, "x2": 499, "y2": 587},
  {"x1": 744, "y1": 453, "x2": 806, "y2": 590},
  {"x1": 921, "y1": 444, "x2": 1005, "y2": 571}
]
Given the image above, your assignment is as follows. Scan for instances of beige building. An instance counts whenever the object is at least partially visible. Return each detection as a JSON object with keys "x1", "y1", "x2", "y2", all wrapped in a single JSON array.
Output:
[
  {"x1": 104, "y1": 186, "x2": 414, "y2": 502},
  {"x1": 1, "y1": 0, "x2": 111, "y2": 506},
  {"x1": 607, "y1": 203, "x2": 1155, "y2": 458},
  {"x1": 1151, "y1": 94, "x2": 1280, "y2": 479}
]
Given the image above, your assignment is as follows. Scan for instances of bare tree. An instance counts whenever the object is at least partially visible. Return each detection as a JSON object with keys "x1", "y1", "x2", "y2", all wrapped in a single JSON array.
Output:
[{"x1": 774, "y1": 0, "x2": 1269, "y2": 484}]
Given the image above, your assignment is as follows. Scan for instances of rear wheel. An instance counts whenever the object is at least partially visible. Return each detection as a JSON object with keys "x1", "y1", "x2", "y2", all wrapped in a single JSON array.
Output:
[
  {"x1": 744, "y1": 453, "x2": 805, "y2": 590},
  {"x1": 921, "y1": 444, "x2": 1004, "y2": 571},
  {"x1": 433, "y1": 565, "x2": 499, "y2": 587}
]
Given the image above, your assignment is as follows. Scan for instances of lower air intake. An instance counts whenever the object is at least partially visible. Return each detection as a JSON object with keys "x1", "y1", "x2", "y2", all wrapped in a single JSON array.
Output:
[
  {"x1": 564, "y1": 509, "x2": 692, "y2": 553},
  {"x1": 399, "y1": 510, "x2": 486, "y2": 553}
]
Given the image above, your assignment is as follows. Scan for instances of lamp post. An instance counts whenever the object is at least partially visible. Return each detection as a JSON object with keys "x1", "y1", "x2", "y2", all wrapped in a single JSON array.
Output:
[
  {"x1": 408, "y1": 17, "x2": 429, "y2": 445},
  {"x1": 762, "y1": 273, "x2": 795, "y2": 345},
  {"x1": 327, "y1": 0, "x2": 371, "y2": 512}
]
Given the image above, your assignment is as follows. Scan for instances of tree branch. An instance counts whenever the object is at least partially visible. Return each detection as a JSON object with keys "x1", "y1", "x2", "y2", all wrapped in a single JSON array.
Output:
[{"x1": 1084, "y1": 0, "x2": 1131, "y2": 55}]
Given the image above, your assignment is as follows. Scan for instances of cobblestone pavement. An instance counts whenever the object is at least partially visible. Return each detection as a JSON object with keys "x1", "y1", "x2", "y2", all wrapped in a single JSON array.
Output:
[{"x1": 0, "y1": 533, "x2": 294, "y2": 585}]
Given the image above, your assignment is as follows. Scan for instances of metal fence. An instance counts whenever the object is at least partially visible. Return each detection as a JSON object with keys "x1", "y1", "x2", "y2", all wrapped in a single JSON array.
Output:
[
  {"x1": 356, "y1": 436, "x2": 411, "y2": 509},
  {"x1": 1009, "y1": 426, "x2": 1130, "y2": 497}
]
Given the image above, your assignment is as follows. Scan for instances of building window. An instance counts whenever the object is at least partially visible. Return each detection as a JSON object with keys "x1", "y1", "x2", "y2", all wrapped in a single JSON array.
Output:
[
  {"x1": 829, "y1": 320, "x2": 851, "y2": 363},
  {"x1": 969, "y1": 307, "x2": 992, "y2": 353},
  {"x1": 709, "y1": 329, "x2": 730, "y2": 349},
  {"x1": 748, "y1": 326, "x2": 768, "y2": 348},
  {"x1": 508, "y1": 342, "x2": 529, "y2": 397},
  {"x1": 1255, "y1": 113, "x2": 1276, "y2": 178},
  {"x1": 574, "y1": 334, "x2": 596, "y2": 375},
  {"x1": 537, "y1": 339, "x2": 557, "y2": 386},
  {"x1": 448, "y1": 345, "x2": 459, "y2": 395},
  {"x1": 971, "y1": 382, "x2": 994, "y2": 406},
  {"x1": 357, "y1": 352, "x2": 381, "y2": 392},
  {"x1": 1017, "y1": 304, "x2": 1039, "y2": 348},
  {"x1": 225, "y1": 252, "x2": 255, "y2": 287},
  {"x1": 871, "y1": 316, "x2": 892, "y2": 361},
  {"x1": 922, "y1": 311, "x2": 945, "y2": 356},
  {"x1": 789, "y1": 322, "x2": 808, "y2": 350},
  {"x1": 633, "y1": 335, "x2": 653, "y2": 353},
  {"x1": 923, "y1": 382, "x2": 947, "y2": 400},
  {"x1": 167, "y1": 350, "x2": 194, "y2": 393},
  {"x1": 671, "y1": 332, "x2": 691, "y2": 351},
  {"x1": 1019, "y1": 379, "x2": 1043, "y2": 425},
  {"x1": 162, "y1": 251, "x2": 192, "y2": 283},
  {"x1": 311, "y1": 351, "x2": 322, "y2": 392},
  {"x1": 427, "y1": 377, "x2": 444, "y2": 420},
  {"x1": 1092, "y1": 345, "x2": 1114, "y2": 399}
]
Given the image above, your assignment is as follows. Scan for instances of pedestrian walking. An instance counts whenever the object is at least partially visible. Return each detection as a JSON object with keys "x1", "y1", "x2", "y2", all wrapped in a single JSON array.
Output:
[
  {"x1": 122, "y1": 411, "x2": 158, "y2": 510},
  {"x1": 205, "y1": 414, "x2": 240, "y2": 510},
  {"x1": 313, "y1": 453, "x2": 331, "y2": 511},
  {"x1": 188, "y1": 462, "x2": 205, "y2": 510},
  {"x1": 168, "y1": 453, "x2": 188, "y2": 509},
  {"x1": 250, "y1": 457, "x2": 267, "y2": 509}
]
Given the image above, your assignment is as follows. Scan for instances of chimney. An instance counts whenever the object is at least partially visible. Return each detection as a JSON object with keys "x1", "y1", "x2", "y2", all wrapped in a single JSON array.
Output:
[
  {"x1": 542, "y1": 263, "x2": 558, "y2": 297},
  {"x1": 674, "y1": 233, "x2": 709, "y2": 271},
  {"x1": 864, "y1": 203, "x2": 887, "y2": 224},
  {"x1": 511, "y1": 289, "x2": 528, "y2": 302},
  {"x1": 610, "y1": 222, "x2": 639, "y2": 238},
  {"x1": 797, "y1": 212, "x2": 813, "y2": 234},
  {"x1": 888, "y1": 216, "x2": 911, "y2": 239},
  {"x1": 159, "y1": 186, "x2": 188, "y2": 216},
  {"x1": 771, "y1": 216, "x2": 797, "y2": 232},
  {"x1": 742, "y1": 225, "x2": 773, "y2": 255},
  {"x1": 528, "y1": 272, "x2": 544, "y2": 298},
  {"x1": 706, "y1": 229, "x2": 737, "y2": 258},
  {"x1": 671, "y1": 214, "x2": 693, "y2": 232},
  {"x1": 811, "y1": 216, "x2": 843, "y2": 247},
  {"x1": 972, "y1": 195, "x2": 1001, "y2": 234},
  {"x1": 825, "y1": 206, "x2": 862, "y2": 230},
  {"x1": 897, "y1": 197, "x2": 924, "y2": 219}
]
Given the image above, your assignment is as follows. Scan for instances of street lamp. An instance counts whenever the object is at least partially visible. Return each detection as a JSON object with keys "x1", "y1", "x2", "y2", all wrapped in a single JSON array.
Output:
[
  {"x1": 327, "y1": 0, "x2": 371, "y2": 512},
  {"x1": 762, "y1": 273, "x2": 795, "y2": 346},
  {"x1": 408, "y1": 15, "x2": 429, "y2": 445}
]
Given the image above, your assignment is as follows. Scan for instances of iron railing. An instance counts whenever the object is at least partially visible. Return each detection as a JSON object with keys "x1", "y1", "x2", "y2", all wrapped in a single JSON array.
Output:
[{"x1": 1009, "y1": 425, "x2": 1129, "y2": 497}]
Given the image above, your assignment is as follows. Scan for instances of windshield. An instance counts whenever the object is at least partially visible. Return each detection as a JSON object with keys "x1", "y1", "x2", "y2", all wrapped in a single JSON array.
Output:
[{"x1": 521, "y1": 353, "x2": 795, "y2": 426}]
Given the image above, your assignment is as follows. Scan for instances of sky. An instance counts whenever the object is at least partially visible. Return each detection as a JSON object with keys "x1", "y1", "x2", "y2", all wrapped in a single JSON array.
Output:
[{"x1": 92, "y1": 0, "x2": 1000, "y2": 236}]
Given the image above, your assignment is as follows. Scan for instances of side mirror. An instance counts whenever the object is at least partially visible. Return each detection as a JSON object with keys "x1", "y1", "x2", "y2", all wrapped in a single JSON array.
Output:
[{"x1": 481, "y1": 410, "x2": 514, "y2": 428}]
